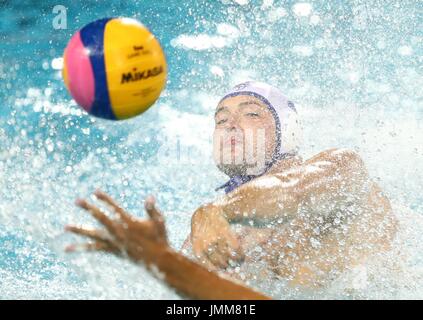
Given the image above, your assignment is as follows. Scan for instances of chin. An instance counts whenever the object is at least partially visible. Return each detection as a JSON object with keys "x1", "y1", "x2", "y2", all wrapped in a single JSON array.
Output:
[
  {"x1": 215, "y1": 154, "x2": 256, "y2": 177},
  {"x1": 214, "y1": 143, "x2": 268, "y2": 175},
  {"x1": 216, "y1": 162, "x2": 246, "y2": 177}
]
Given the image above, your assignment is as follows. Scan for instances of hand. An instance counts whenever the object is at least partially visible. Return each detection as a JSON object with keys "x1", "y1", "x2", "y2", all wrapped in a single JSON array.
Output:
[
  {"x1": 66, "y1": 191, "x2": 271, "y2": 300},
  {"x1": 191, "y1": 204, "x2": 244, "y2": 269},
  {"x1": 65, "y1": 190, "x2": 168, "y2": 265}
]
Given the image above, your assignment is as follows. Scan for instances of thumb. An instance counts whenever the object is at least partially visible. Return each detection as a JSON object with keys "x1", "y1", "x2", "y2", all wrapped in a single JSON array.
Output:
[
  {"x1": 144, "y1": 195, "x2": 167, "y2": 242},
  {"x1": 144, "y1": 195, "x2": 166, "y2": 225}
]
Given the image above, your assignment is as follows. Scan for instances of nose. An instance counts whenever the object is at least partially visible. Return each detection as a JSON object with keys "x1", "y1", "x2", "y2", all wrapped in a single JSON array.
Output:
[{"x1": 226, "y1": 114, "x2": 241, "y2": 131}]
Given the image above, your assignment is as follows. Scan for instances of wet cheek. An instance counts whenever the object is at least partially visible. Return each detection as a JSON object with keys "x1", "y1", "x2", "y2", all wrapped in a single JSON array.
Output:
[
  {"x1": 213, "y1": 138, "x2": 222, "y2": 151},
  {"x1": 265, "y1": 132, "x2": 277, "y2": 154},
  {"x1": 212, "y1": 140, "x2": 223, "y2": 164}
]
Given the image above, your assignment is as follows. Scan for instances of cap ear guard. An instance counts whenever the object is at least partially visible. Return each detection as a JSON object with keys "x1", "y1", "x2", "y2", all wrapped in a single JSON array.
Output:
[{"x1": 279, "y1": 109, "x2": 303, "y2": 155}]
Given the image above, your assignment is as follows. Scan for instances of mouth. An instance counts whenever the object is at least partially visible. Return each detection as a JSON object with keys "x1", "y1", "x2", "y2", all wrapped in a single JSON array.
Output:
[{"x1": 223, "y1": 135, "x2": 243, "y2": 147}]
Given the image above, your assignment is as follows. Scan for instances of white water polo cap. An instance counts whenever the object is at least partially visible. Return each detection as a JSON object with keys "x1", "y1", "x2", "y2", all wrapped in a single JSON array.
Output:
[{"x1": 219, "y1": 81, "x2": 302, "y2": 163}]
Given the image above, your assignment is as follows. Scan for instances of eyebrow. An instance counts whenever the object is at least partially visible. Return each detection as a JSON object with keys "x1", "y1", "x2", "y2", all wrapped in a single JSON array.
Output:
[
  {"x1": 215, "y1": 101, "x2": 262, "y2": 117},
  {"x1": 238, "y1": 101, "x2": 262, "y2": 108},
  {"x1": 214, "y1": 106, "x2": 228, "y2": 117}
]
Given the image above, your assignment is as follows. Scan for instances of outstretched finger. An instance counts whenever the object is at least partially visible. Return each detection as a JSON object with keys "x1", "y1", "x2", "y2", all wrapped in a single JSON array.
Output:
[
  {"x1": 75, "y1": 198, "x2": 117, "y2": 235},
  {"x1": 144, "y1": 195, "x2": 164, "y2": 223},
  {"x1": 65, "y1": 225, "x2": 110, "y2": 242},
  {"x1": 94, "y1": 190, "x2": 132, "y2": 222}
]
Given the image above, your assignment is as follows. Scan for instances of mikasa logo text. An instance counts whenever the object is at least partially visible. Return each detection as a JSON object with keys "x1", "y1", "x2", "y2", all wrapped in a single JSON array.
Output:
[{"x1": 121, "y1": 66, "x2": 164, "y2": 84}]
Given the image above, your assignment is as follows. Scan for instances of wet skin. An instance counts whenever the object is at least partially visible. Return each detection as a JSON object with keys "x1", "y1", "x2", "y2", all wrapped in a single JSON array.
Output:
[{"x1": 65, "y1": 95, "x2": 398, "y2": 297}]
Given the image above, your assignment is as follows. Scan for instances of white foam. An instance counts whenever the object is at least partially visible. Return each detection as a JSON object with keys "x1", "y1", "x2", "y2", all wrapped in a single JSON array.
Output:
[
  {"x1": 304, "y1": 164, "x2": 324, "y2": 174},
  {"x1": 292, "y1": 3, "x2": 312, "y2": 17},
  {"x1": 312, "y1": 160, "x2": 333, "y2": 167},
  {"x1": 250, "y1": 176, "x2": 283, "y2": 188}
]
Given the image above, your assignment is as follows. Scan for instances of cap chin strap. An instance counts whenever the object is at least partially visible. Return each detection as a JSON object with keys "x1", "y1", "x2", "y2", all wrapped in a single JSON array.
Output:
[{"x1": 215, "y1": 151, "x2": 297, "y2": 194}]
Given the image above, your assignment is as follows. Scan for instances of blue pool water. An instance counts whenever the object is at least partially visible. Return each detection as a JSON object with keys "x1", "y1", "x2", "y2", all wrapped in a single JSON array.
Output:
[{"x1": 0, "y1": 0, "x2": 422, "y2": 299}]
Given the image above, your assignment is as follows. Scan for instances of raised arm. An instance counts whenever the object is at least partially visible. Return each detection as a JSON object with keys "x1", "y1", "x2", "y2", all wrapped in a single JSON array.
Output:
[
  {"x1": 214, "y1": 148, "x2": 370, "y2": 224},
  {"x1": 65, "y1": 191, "x2": 270, "y2": 300},
  {"x1": 189, "y1": 149, "x2": 371, "y2": 269}
]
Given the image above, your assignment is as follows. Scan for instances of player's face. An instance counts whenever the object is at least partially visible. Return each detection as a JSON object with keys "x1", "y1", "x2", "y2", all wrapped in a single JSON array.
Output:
[{"x1": 213, "y1": 95, "x2": 277, "y2": 176}]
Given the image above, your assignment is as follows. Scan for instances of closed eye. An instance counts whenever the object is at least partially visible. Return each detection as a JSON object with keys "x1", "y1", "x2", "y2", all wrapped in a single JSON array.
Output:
[
  {"x1": 245, "y1": 112, "x2": 260, "y2": 117},
  {"x1": 216, "y1": 118, "x2": 227, "y2": 125}
]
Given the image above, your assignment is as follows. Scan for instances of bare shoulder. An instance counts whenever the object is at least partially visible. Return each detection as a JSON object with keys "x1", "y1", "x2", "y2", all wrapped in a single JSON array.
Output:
[{"x1": 305, "y1": 148, "x2": 365, "y2": 168}]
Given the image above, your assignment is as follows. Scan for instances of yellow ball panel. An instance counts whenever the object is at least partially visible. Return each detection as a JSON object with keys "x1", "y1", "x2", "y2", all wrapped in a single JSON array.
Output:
[{"x1": 103, "y1": 18, "x2": 167, "y2": 120}]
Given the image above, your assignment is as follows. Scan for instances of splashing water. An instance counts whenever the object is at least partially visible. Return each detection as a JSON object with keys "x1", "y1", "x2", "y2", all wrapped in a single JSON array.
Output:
[{"x1": 0, "y1": 0, "x2": 422, "y2": 299}]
